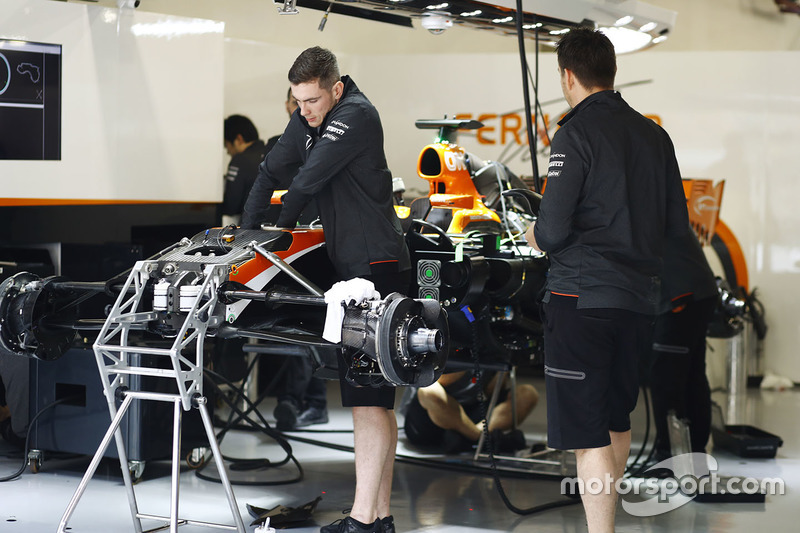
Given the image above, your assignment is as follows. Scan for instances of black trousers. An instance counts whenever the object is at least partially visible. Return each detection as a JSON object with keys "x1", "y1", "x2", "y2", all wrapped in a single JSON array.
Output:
[
  {"x1": 650, "y1": 296, "x2": 717, "y2": 455},
  {"x1": 277, "y1": 356, "x2": 327, "y2": 410}
]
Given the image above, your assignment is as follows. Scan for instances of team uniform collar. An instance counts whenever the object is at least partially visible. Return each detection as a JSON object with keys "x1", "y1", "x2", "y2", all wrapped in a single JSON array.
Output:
[{"x1": 558, "y1": 89, "x2": 620, "y2": 126}]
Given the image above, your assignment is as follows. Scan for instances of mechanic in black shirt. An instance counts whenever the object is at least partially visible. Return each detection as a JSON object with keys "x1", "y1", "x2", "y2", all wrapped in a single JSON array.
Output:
[
  {"x1": 525, "y1": 28, "x2": 689, "y2": 533},
  {"x1": 221, "y1": 115, "x2": 266, "y2": 226},
  {"x1": 241, "y1": 47, "x2": 410, "y2": 533},
  {"x1": 648, "y1": 226, "x2": 718, "y2": 460}
]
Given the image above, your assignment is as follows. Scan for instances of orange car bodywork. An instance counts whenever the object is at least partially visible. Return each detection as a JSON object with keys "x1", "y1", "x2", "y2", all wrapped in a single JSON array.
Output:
[{"x1": 409, "y1": 141, "x2": 501, "y2": 233}]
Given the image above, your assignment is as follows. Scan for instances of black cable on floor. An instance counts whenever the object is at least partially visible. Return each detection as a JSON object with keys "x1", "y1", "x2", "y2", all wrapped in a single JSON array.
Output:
[
  {"x1": 212, "y1": 354, "x2": 266, "y2": 438},
  {"x1": 195, "y1": 367, "x2": 303, "y2": 486},
  {"x1": 0, "y1": 395, "x2": 79, "y2": 482}
]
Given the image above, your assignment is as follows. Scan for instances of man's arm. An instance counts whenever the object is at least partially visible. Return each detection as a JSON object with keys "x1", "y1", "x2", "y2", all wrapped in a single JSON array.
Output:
[
  {"x1": 532, "y1": 129, "x2": 585, "y2": 252},
  {"x1": 524, "y1": 222, "x2": 543, "y2": 252},
  {"x1": 221, "y1": 154, "x2": 257, "y2": 218},
  {"x1": 220, "y1": 161, "x2": 242, "y2": 218}
]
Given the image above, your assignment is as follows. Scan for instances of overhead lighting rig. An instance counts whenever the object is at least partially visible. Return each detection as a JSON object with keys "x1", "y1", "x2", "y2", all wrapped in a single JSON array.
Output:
[{"x1": 282, "y1": 0, "x2": 675, "y2": 52}]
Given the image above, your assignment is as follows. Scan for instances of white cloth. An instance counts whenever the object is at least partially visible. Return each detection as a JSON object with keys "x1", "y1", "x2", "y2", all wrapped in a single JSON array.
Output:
[
  {"x1": 760, "y1": 371, "x2": 794, "y2": 391},
  {"x1": 322, "y1": 278, "x2": 381, "y2": 343}
]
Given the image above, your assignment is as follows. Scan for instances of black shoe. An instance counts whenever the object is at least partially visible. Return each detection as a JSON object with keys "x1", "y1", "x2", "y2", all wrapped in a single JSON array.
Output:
[
  {"x1": 296, "y1": 406, "x2": 329, "y2": 428},
  {"x1": 529, "y1": 442, "x2": 548, "y2": 454},
  {"x1": 490, "y1": 429, "x2": 526, "y2": 453},
  {"x1": 320, "y1": 516, "x2": 382, "y2": 533},
  {"x1": 273, "y1": 401, "x2": 299, "y2": 431},
  {"x1": 380, "y1": 515, "x2": 395, "y2": 533}
]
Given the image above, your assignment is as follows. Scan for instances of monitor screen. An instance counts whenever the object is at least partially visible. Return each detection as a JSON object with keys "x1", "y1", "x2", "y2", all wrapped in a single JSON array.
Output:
[{"x1": 0, "y1": 39, "x2": 62, "y2": 160}]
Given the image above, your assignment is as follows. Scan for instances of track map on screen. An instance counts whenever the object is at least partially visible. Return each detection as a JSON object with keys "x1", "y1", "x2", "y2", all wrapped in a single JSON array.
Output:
[{"x1": 0, "y1": 39, "x2": 61, "y2": 160}]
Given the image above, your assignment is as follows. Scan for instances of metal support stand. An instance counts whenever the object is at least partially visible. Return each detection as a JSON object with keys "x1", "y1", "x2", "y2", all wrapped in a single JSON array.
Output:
[
  {"x1": 57, "y1": 261, "x2": 246, "y2": 533},
  {"x1": 473, "y1": 368, "x2": 512, "y2": 461},
  {"x1": 473, "y1": 366, "x2": 575, "y2": 477}
]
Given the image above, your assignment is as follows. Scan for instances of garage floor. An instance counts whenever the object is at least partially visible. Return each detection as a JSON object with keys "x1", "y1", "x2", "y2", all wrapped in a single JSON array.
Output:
[{"x1": 1, "y1": 374, "x2": 797, "y2": 533}]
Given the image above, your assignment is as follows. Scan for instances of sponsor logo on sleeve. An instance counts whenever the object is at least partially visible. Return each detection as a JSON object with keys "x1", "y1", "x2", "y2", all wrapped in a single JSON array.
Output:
[
  {"x1": 323, "y1": 122, "x2": 349, "y2": 142},
  {"x1": 225, "y1": 166, "x2": 239, "y2": 182},
  {"x1": 547, "y1": 153, "x2": 565, "y2": 178}
]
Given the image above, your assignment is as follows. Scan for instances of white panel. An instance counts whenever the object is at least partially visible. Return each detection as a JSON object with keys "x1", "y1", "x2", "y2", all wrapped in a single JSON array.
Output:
[
  {"x1": 222, "y1": 39, "x2": 305, "y2": 151},
  {"x1": 0, "y1": 0, "x2": 224, "y2": 202}
]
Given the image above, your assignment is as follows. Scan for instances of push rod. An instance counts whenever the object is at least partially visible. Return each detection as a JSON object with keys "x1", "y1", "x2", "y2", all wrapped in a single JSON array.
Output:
[
  {"x1": 218, "y1": 288, "x2": 326, "y2": 306},
  {"x1": 250, "y1": 241, "x2": 324, "y2": 297}
]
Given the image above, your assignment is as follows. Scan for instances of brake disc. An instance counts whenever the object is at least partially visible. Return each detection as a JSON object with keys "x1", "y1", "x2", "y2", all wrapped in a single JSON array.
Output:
[{"x1": 375, "y1": 295, "x2": 448, "y2": 387}]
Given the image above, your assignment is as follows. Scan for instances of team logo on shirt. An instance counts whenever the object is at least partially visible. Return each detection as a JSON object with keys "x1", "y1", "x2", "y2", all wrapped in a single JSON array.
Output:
[
  {"x1": 225, "y1": 166, "x2": 239, "y2": 182},
  {"x1": 305, "y1": 134, "x2": 313, "y2": 150},
  {"x1": 548, "y1": 152, "x2": 565, "y2": 178}
]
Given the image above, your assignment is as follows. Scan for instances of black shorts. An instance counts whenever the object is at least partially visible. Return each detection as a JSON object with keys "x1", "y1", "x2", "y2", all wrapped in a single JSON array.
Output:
[
  {"x1": 337, "y1": 267, "x2": 411, "y2": 409},
  {"x1": 542, "y1": 294, "x2": 652, "y2": 450}
]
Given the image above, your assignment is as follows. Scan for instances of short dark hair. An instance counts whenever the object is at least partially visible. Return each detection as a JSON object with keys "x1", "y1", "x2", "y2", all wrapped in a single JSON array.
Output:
[
  {"x1": 288, "y1": 46, "x2": 340, "y2": 90},
  {"x1": 224, "y1": 115, "x2": 259, "y2": 143},
  {"x1": 556, "y1": 27, "x2": 616, "y2": 90}
]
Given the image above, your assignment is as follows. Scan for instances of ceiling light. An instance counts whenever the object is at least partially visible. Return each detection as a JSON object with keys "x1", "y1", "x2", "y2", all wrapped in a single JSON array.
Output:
[
  {"x1": 130, "y1": 20, "x2": 224, "y2": 38},
  {"x1": 652, "y1": 35, "x2": 668, "y2": 44},
  {"x1": 614, "y1": 15, "x2": 634, "y2": 26},
  {"x1": 460, "y1": 10, "x2": 482, "y2": 17},
  {"x1": 424, "y1": 2, "x2": 449, "y2": 10},
  {"x1": 598, "y1": 26, "x2": 652, "y2": 53},
  {"x1": 492, "y1": 16, "x2": 514, "y2": 23},
  {"x1": 639, "y1": 21, "x2": 657, "y2": 32}
]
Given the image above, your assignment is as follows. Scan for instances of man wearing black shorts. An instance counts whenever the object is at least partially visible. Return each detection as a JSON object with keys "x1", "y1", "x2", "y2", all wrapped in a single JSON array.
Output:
[
  {"x1": 242, "y1": 47, "x2": 410, "y2": 533},
  {"x1": 525, "y1": 29, "x2": 689, "y2": 533}
]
